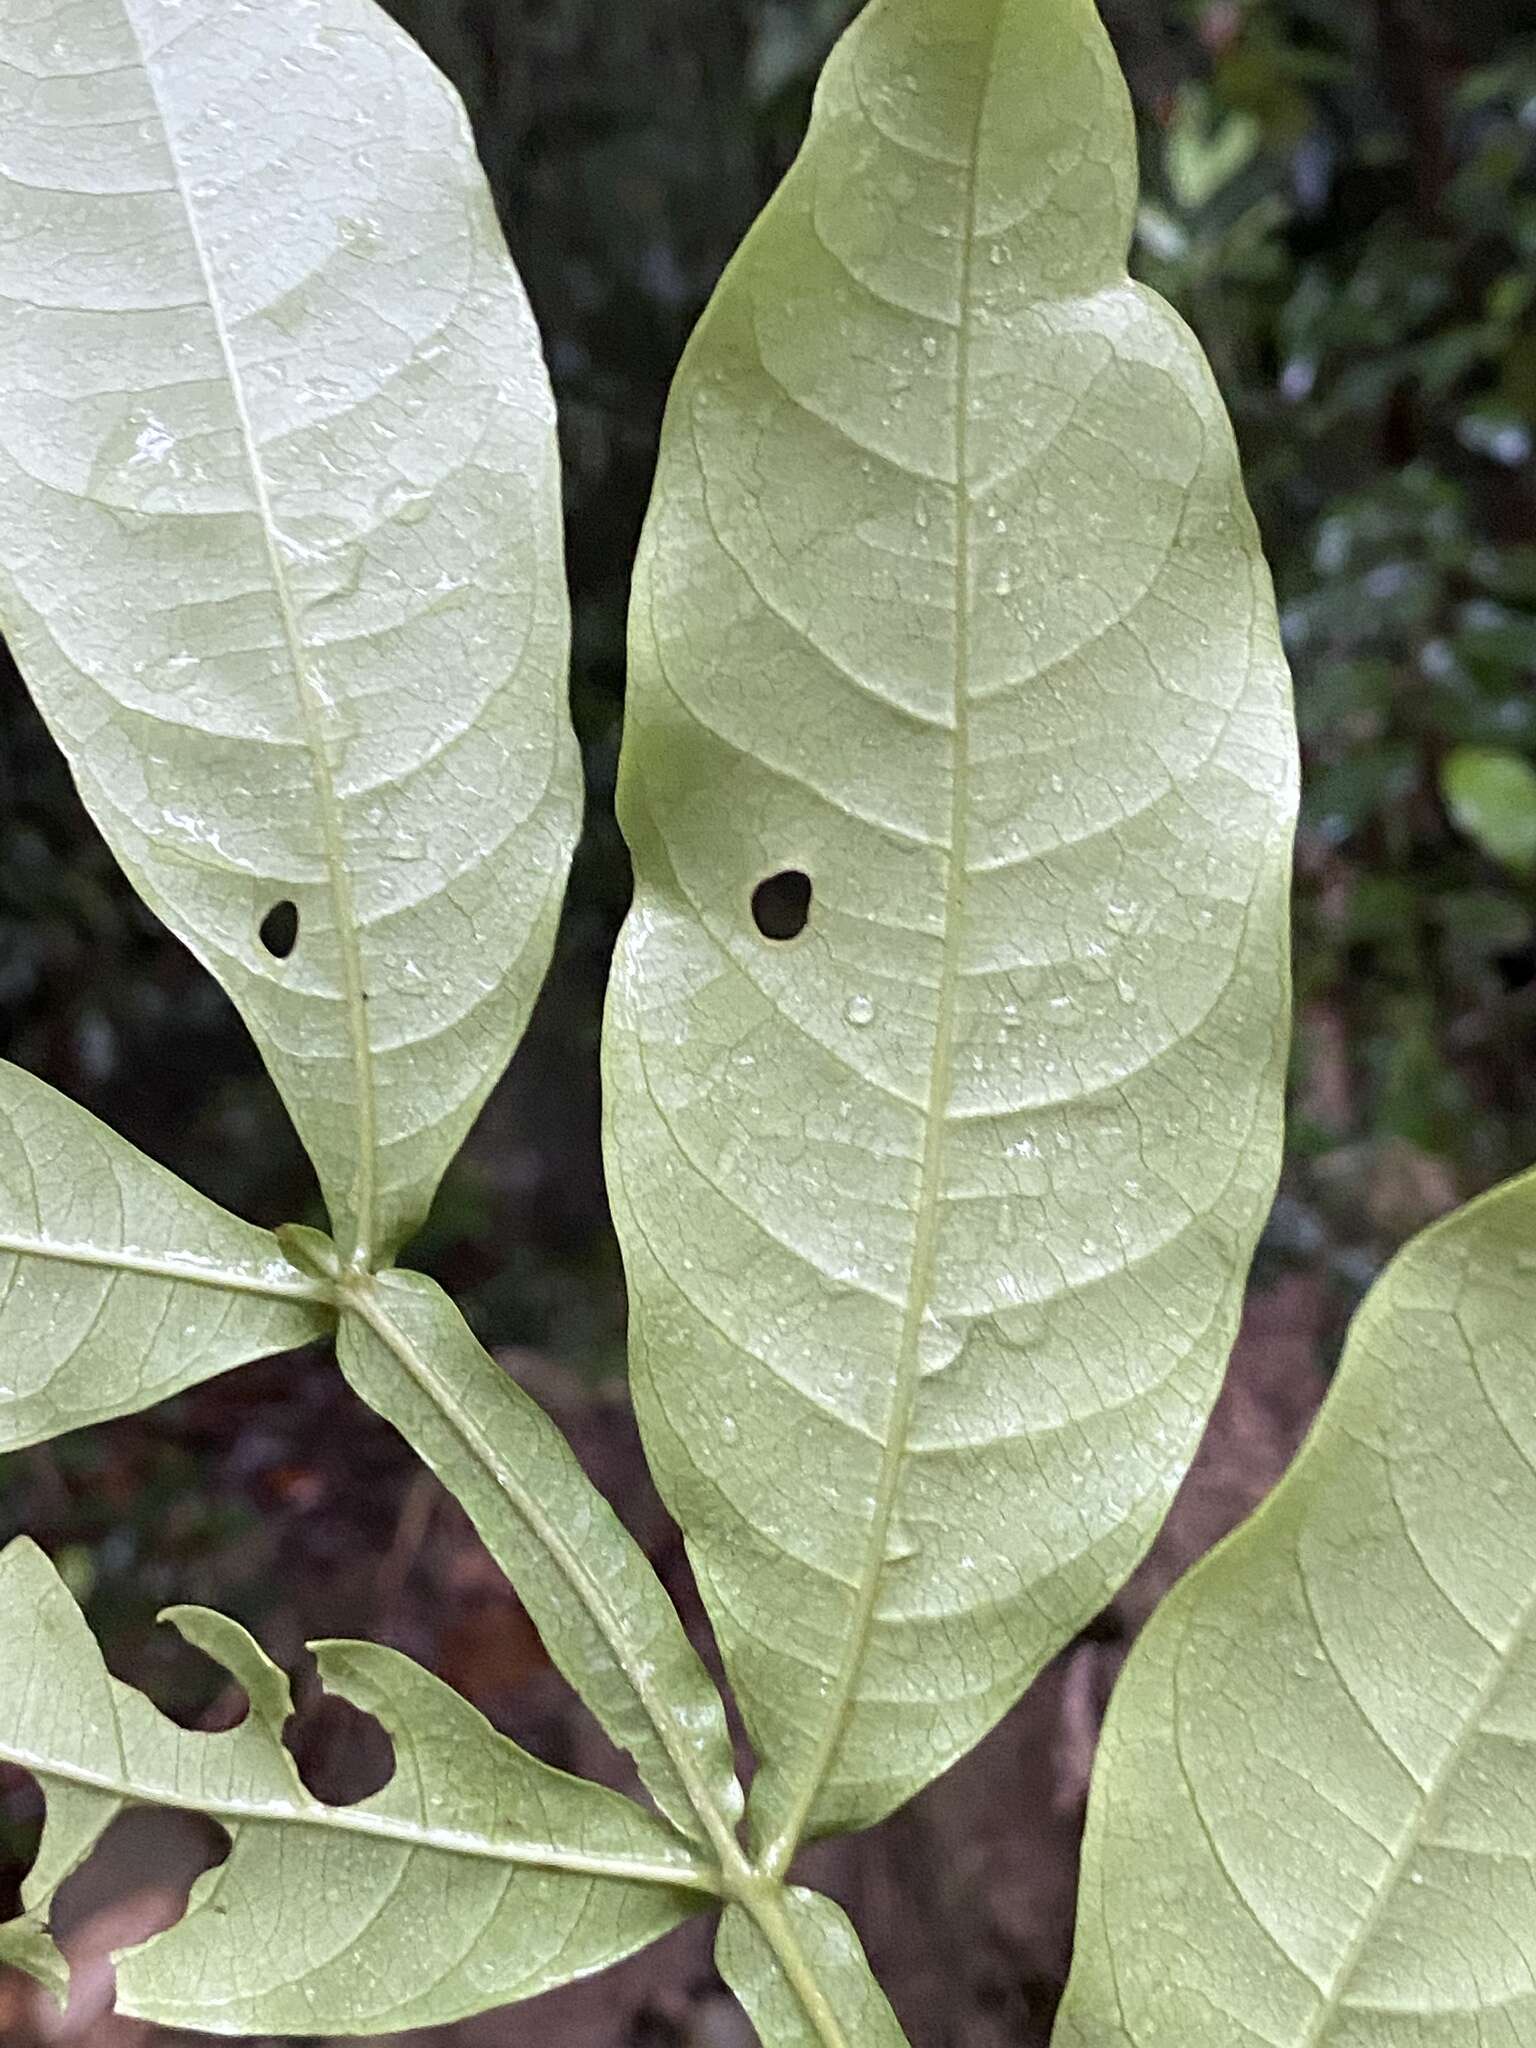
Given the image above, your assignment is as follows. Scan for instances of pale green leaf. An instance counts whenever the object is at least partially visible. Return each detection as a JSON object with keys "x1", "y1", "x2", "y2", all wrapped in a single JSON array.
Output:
[
  {"x1": 0, "y1": 1539, "x2": 711, "y2": 2032},
  {"x1": 606, "y1": 0, "x2": 1297, "y2": 1857},
  {"x1": 1054, "y1": 1167, "x2": 1536, "y2": 2048},
  {"x1": 718, "y1": 1889, "x2": 912, "y2": 2048},
  {"x1": 0, "y1": 1061, "x2": 331, "y2": 1452},
  {"x1": 0, "y1": 0, "x2": 580, "y2": 1265},
  {"x1": 336, "y1": 1270, "x2": 744, "y2": 1851}
]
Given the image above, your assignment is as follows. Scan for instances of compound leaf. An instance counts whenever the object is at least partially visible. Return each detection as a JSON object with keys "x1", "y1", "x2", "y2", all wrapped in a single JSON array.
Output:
[
  {"x1": 0, "y1": 1061, "x2": 330, "y2": 1452},
  {"x1": 717, "y1": 1889, "x2": 912, "y2": 2048},
  {"x1": 606, "y1": 0, "x2": 1297, "y2": 1856},
  {"x1": 336, "y1": 1270, "x2": 744, "y2": 1850},
  {"x1": 0, "y1": 0, "x2": 579, "y2": 1265},
  {"x1": 1055, "y1": 1168, "x2": 1536, "y2": 2047},
  {"x1": 0, "y1": 1539, "x2": 710, "y2": 2033}
]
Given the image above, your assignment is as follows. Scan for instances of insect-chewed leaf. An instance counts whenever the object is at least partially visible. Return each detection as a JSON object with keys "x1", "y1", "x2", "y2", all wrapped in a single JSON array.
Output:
[
  {"x1": 0, "y1": 1920, "x2": 68, "y2": 2006},
  {"x1": 606, "y1": 0, "x2": 1297, "y2": 1854},
  {"x1": 336, "y1": 1271, "x2": 744, "y2": 1848},
  {"x1": 0, "y1": 0, "x2": 579, "y2": 1266},
  {"x1": 1054, "y1": 1169, "x2": 1536, "y2": 2048},
  {"x1": 717, "y1": 1889, "x2": 912, "y2": 2048},
  {"x1": 0, "y1": 1062, "x2": 331, "y2": 1451},
  {"x1": 0, "y1": 1540, "x2": 710, "y2": 2034}
]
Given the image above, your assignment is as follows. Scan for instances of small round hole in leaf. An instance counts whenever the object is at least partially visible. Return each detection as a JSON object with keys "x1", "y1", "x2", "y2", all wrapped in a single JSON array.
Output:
[
  {"x1": 752, "y1": 870, "x2": 812, "y2": 942},
  {"x1": 259, "y1": 900, "x2": 299, "y2": 960}
]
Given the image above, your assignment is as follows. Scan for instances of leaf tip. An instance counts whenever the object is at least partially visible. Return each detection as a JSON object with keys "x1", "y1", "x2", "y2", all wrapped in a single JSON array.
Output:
[{"x1": 157, "y1": 1607, "x2": 294, "y2": 1739}]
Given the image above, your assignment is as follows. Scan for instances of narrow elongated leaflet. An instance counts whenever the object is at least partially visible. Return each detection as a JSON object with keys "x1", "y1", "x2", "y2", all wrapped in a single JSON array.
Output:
[
  {"x1": 607, "y1": 0, "x2": 1297, "y2": 1855},
  {"x1": 1055, "y1": 1168, "x2": 1536, "y2": 2048},
  {"x1": 0, "y1": 1062, "x2": 330, "y2": 1450},
  {"x1": 0, "y1": 0, "x2": 579, "y2": 1265},
  {"x1": 336, "y1": 1269, "x2": 744, "y2": 1849},
  {"x1": 0, "y1": 1541, "x2": 710, "y2": 2031}
]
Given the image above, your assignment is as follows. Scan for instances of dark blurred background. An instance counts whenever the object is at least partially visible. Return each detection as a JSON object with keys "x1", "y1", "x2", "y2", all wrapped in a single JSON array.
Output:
[{"x1": 3, "y1": 0, "x2": 1535, "y2": 2041}]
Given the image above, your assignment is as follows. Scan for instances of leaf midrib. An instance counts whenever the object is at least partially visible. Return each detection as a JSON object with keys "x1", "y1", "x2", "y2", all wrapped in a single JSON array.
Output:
[
  {"x1": 0, "y1": 1230, "x2": 327, "y2": 1302},
  {"x1": 1288, "y1": 1501, "x2": 1536, "y2": 2040},
  {"x1": 3, "y1": 1743, "x2": 716, "y2": 1893},
  {"x1": 122, "y1": 1, "x2": 380, "y2": 1265},
  {"x1": 762, "y1": 19, "x2": 997, "y2": 1869}
]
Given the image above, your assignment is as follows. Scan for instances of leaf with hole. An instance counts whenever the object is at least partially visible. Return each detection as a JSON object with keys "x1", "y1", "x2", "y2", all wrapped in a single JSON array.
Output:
[
  {"x1": 0, "y1": 1539, "x2": 710, "y2": 2031},
  {"x1": 0, "y1": 0, "x2": 579, "y2": 1266},
  {"x1": 606, "y1": 0, "x2": 1298, "y2": 1857},
  {"x1": 1054, "y1": 1168, "x2": 1536, "y2": 2047},
  {"x1": 0, "y1": 1062, "x2": 331, "y2": 1452}
]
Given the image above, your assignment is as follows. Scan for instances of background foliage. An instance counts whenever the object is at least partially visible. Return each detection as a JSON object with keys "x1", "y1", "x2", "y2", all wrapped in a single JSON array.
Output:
[{"x1": 2, "y1": 0, "x2": 1534, "y2": 2038}]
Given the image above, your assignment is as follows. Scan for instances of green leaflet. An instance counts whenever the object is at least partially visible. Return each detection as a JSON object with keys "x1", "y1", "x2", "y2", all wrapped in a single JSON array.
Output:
[
  {"x1": 0, "y1": 1540, "x2": 710, "y2": 2032},
  {"x1": 1054, "y1": 1168, "x2": 1536, "y2": 2047},
  {"x1": 0, "y1": 1062, "x2": 331, "y2": 1451},
  {"x1": 335, "y1": 1268, "x2": 744, "y2": 1851},
  {"x1": 606, "y1": 0, "x2": 1297, "y2": 1857},
  {"x1": 718, "y1": 1890, "x2": 912, "y2": 2048},
  {"x1": 0, "y1": 0, "x2": 579, "y2": 1267}
]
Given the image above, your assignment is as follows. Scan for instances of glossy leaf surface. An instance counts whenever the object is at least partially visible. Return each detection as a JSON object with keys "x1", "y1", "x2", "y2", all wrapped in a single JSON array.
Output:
[
  {"x1": 0, "y1": 1062, "x2": 330, "y2": 1451},
  {"x1": 1055, "y1": 1168, "x2": 1536, "y2": 2047},
  {"x1": 0, "y1": 0, "x2": 579, "y2": 1264},
  {"x1": 335, "y1": 1269, "x2": 744, "y2": 1849},
  {"x1": 607, "y1": 0, "x2": 1297, "y2": 1853},
  {"x1": 0, "y1": 1540, "x2": 708, "y2": 2032}
]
